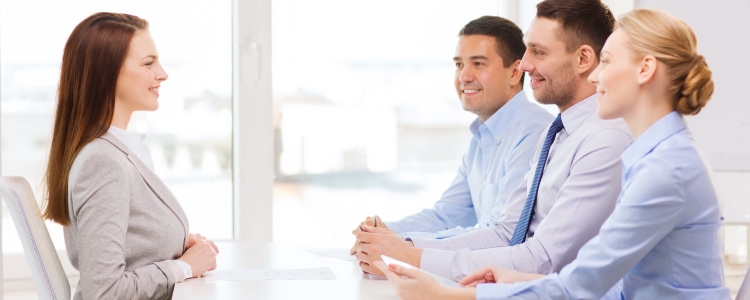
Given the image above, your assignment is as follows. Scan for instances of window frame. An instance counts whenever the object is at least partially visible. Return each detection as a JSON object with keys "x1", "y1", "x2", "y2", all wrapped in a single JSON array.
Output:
[{"x1": 232, "y1": 0, "x2": 273, "y2": 243}]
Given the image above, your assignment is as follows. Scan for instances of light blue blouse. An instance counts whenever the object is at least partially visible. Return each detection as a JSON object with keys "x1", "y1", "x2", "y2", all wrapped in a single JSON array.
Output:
[{"x1": 476, "y1": 111, "x2": 729, "y2": 299}]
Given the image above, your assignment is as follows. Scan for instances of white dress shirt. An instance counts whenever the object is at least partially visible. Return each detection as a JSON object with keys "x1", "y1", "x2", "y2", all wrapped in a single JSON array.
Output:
[
  {"x1": 413, "y1": 95, "x2": 633, "y2": 281},
  {"x1": 107, "y1": 126, "x2": 155, "y2": 171}
]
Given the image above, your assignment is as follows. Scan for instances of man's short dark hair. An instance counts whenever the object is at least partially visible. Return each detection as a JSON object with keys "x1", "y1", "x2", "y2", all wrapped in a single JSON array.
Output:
[
  {"x1": 536, "y1": 0, "x2": 615, "y2": 57},
  {"x1": 459, "y1": 15, "x2": 526, "y2": 69},
  {"x1": 459, "y1": 15, "x2": 526, "y2": 85}
]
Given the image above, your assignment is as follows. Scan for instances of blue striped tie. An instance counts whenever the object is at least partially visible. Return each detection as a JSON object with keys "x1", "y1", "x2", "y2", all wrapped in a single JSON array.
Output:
[{"x1": 509, "y1": 114, "x2": 564, "y2": 246}]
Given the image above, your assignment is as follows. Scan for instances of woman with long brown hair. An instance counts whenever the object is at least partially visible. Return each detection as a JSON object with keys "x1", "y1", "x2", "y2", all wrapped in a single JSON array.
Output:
[{"x1": 44, "y1": 12, "x2": 218, "y2": 299}]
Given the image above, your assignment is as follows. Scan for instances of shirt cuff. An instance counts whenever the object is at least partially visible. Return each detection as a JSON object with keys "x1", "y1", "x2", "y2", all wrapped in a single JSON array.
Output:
[
  {"x1": 419, "y1": 248, "x2": 457, "y2": 280},
  {"x1": 400, "y1": 232, "x2": 438, "y2": 240},
  {"x1": 170, "y1": 260, "x2": 193, "y2": 283},
  {"x1": 476, "y1": 282, "x2": 514, "y2": 300},
  {"x1": 410, "y1": 236, "x2": 443, "y2": 248}
]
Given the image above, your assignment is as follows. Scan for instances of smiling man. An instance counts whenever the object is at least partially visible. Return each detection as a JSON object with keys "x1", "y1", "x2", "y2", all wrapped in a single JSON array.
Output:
[
  {"x1": 355, "y1": 2, "x2": 633, "y2": 294},
  {"x1": 351, "y1": 15, "x2": 552, "y2": 254}
]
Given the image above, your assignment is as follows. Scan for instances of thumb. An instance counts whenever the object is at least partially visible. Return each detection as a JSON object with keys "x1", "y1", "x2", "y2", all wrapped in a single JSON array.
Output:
[
  {"x1": 374, "y1": 261, "x2": 403, "y2": 283},
  {"x1": 459, "y1": 269, "x2": 486, "y2": 285}
]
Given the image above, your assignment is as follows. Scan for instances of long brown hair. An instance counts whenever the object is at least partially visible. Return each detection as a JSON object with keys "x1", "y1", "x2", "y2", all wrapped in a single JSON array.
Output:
[{"x1": 43, "y1": 12, "x2": 149, "y2": 225}]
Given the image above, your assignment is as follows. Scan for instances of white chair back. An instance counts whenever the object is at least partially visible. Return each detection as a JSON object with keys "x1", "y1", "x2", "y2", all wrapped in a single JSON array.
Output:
[
  {"x1": 738, "y1": 265, "x2": 750, "y2": 300},
  {"x1": 0, "y1": 176, "x2": 71, "y2": 300}
]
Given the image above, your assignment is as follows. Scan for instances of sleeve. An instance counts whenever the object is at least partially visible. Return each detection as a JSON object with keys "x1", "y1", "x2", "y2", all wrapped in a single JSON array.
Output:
[
  {"x1": 409, "y1": 182, "x2": 527, "y2": 251},
  {"x1": 70, "y1": 151, "x2": 178, "y2": 299},
  {"x1": 496, "y1": 128, "x2": 631, "y2": 274},
  {"x1": 170, "y1": 260, "x2": 192, "y2": 282},
  {"x1": 391, "y1": 126, "x2": 542, "y2": 238},
  {"x1": 417, "y1": 228, "x2": 516, "y2": 281},
  {"x1": 475, "y1": 158, "x2": 686, "y2": 299},
  {"x1": 416, "y1": 128, "x2": 632, "y2": 281},
  {"x1": 550, "y1": 159, "x2": 685, "y2": 299},
  {"x1": 412, "y1": 155, "x2": 534, "y2": 281},
  {"x1": 475, "y1": 275, "x2": 571, "y2": 300},
  {"x1": 386, "y1": 151, "x2": 477, "y2": 234}
]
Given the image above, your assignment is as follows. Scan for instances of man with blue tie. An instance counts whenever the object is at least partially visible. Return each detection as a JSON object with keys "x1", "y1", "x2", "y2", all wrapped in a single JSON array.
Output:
[
  {"x1": 355, "y1": 0, "x2": 633, "y2": 286},
  {"x1": 350, "y1": 15, "x2": 554, "y2": 253}
]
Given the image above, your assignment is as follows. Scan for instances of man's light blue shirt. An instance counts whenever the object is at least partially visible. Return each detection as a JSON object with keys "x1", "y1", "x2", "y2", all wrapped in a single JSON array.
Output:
[
  {"x1": 386, "y1": 91, "x2": 553, "y2": 239},
  {"x1": 476, "y1": 112, "x2": 730, "y2": 299}
]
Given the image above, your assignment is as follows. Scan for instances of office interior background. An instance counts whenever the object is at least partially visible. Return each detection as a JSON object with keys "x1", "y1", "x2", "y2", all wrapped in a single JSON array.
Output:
[{"x1": 1, "y1": 0, "x2": 749, "y2": 298}]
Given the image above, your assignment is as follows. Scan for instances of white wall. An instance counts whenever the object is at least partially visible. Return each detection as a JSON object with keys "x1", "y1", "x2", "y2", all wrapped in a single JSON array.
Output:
[
  {"x1": 635, "y1": 0, "x2": 750, "y2": 172},
  {"x1": 633, "y1": 0, "x2": 750, "y2": 224}
]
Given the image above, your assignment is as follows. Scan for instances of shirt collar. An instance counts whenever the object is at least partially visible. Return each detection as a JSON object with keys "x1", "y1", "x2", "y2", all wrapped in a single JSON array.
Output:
[
  {"x1": 106, "y1": 126, "x2": 154, "y2": 170},
  {"x1": 621, "y1": 111, "x2": 686, "y2": 170},
  {"x1": 469, "y1": 91, "x2": 529, "y2": 140},
  {"x1": 558, "y1": 93, "x2": 598, "y2": 135},
  {"x1": 107, "y1": 125, "x2": 143, "y2": 146}
]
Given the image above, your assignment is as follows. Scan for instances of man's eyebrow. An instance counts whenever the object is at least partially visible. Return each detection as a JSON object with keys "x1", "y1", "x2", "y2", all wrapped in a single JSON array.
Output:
[
  {"x1": 454, "y1": 55, "x2": 489, "y2": 61},
  {"x1": 527, "y1": 42, "x2": 545, "y2": 50}
]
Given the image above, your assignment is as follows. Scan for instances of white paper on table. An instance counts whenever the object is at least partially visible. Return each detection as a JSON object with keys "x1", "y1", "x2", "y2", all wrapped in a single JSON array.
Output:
[
  {"x1": 305, "y1": 248, "x2": 357, "y2": 261},
  {"x1": 205, "y1": 267, "x2": 336, "y2": 281},
  {"x1": 366, "y1": 274, "x2": 387, "y2": 280}
]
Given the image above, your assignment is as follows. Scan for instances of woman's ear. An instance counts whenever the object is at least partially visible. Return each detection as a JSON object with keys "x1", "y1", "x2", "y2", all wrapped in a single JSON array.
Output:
[{"x1": 637, "y1": 55, "x2": 657, "y2": 85}]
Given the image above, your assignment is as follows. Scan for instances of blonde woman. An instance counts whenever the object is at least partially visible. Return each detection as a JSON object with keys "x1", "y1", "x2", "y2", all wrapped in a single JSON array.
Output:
[{"x1": 377, "y1": 8, "x2": 729, "y2": 299}]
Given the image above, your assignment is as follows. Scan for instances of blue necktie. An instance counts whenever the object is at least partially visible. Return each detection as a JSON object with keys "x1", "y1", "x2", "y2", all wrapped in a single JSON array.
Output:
[{"x1": 509, "y1": 114, "x2": 564, "y2": 246}]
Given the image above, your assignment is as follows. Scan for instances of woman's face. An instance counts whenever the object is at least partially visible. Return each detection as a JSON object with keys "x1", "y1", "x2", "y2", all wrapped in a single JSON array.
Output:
[
  {"x1": 588, "y1": 29, "x2": 639, "y2": 120},
  {"x1": 115, "y1": 30, "x2": 168, "y2": 114}
]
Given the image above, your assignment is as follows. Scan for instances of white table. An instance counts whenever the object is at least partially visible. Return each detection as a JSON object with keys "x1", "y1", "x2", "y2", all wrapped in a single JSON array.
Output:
[{"x1": 173, "y1": 242, "x2": 399, "y2": 299}]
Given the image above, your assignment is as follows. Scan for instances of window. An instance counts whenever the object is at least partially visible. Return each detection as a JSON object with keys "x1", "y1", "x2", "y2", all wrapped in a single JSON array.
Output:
[
  {"x1": 268, "y1": 0, "x2": 638, "y2": 249},
  {"x1": 271, "y1": 0, "x2": 506, "y2": 248}
]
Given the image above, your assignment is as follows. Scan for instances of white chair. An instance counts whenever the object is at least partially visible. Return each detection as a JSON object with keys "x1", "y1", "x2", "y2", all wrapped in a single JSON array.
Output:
[
  {"x1": 738, "y1": 265, "x2": 750, "y2": 300},
  {"x1": 0, "y1": 176, "x2": 70, "y2": 300}
]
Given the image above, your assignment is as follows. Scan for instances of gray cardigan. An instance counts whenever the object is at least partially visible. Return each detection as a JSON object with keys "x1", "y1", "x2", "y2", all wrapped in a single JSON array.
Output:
[{"x1": 64, "y1": 132, "x2": 189, "y2": 299}]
